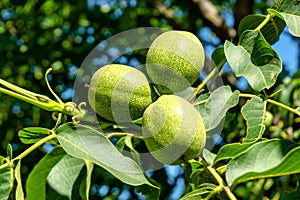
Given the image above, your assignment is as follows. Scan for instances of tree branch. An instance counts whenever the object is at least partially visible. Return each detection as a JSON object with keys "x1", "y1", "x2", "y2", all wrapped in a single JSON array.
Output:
[
  {"x1": 191, "y1": 0, "x2": 237, "y2": 42},
  {"x1": 234, "y1": 0, "x2": 254, "y2": 35}
]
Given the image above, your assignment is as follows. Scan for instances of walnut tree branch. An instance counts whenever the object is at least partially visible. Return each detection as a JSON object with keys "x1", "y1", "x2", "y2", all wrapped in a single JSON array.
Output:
[{"x1": 191, "y1": 0, "x2": 237, "y2": 42}]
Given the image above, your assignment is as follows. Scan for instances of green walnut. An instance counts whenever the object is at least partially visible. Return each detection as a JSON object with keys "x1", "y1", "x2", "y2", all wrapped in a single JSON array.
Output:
[
  {"x1": 142, "y1": 95, "x2": 206, "y2": 165},
  {"x1": 265, "y1": 111, "x2": 274, "y2": 126},
  {"x1": 146, "y1": 30, "x2": 205, "y2": 94},
  {"x1": 88, "y1": 64, "x2": 155, "y2": 122}
]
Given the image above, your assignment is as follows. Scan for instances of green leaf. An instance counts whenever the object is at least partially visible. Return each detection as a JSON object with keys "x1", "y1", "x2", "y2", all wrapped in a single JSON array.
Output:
[
  {"x1": 135, "y1": 178, "x2": 160, "y2": 200},
  {"x1": 180, "y1": 183, "x2": 217, "y2": 200},
  {"x1": 15, "y1": 160, "x2": 24, "y2": 200},
  {"x1": 47, "y1": 154, "x2": 85, "y2": 199},
  {"x1": 184, "y1": 160, "x2": 203, "y2": 183},
  {"x1": 226, "y1": 139, "x2": 299, "y2": 186},
  {"x1": 125, "y1": 135, "x2": 141, "y2": 165},
  {"x1": 213, "y1": 142, "x2": 254, "y2": 165},
  {"x1": 116, "y1": 136, "x2": 126, "y2": 152},
  {"x1": 202, "y1": 149, "x2": 216, "y2": 165},
  {"x1": 282, "y1": 175, "x2": 300, "y2": 200},
  {"x1": 79, "y1": 160, "x2": 94, "y2": 200},
  {"x1": 197, "y1": 86, "x2": 239, "y2": 134},
  {"x1": 26, "y1": 147, "x2": 66, "y2": 200},
  {"x1": 56, "y1": 123, "x2": 151, "y2": 186},
  {"x1": 18, "y1": 127, "x2": 53, "y2": 144},
  {"x1": 268, "y1": 9, "x2": 300, "y2": 37},
  {"x1": 241, "y1": 96, "x2": 267, "y2": 142},
  {"x1": 224, "y1": 30, "x2": 282, "y2": 91},
  {"x1": 0, "y1": 156, "x2": 5, "y2": 165},
  {"x1": 189, "y1": 168, "x2": 215, "y2": 189},
  {"x1": 211, "y1": 46, "x2": 226, "y2": 70},
  {"x1": 0, "y1": 165, "x2": 13, "y2": 200},
  {"x1": 238, "y1": 14, "x2": 285, "y2": 44},
  {"x1": 269, "y1": 0, "x2": 300, "y2": 37},
  {"x1": 133, "y1": 117, "x2": 143, "y2": 125},
  {"x1": 282, "y1": 188, "x2": 300, "y2": 200}
]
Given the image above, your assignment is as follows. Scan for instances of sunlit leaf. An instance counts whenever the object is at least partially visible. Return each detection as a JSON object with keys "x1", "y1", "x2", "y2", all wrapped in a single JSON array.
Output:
[
  {"x1": 26, "y1": 147, "x2": 66, "y2": 200},
  {"x1": 180, "y1": 183, "x2": 217, "y2": 200},
  {"x1": 269, "y1": 0, "x2": 300, "y2": 37},
  {"x1": 226, "y1": 139, "x2": 299, "y2": 186},
  {"x1": 0, "y1": 165, "x2": 13, "y2": 200},
  {"x1": 225, "y1": 30, "x2": 282, "y2": 91},
  {"x1": 213, "y1": 142, "x2": 254, "y2": 165},
  {"x1": 125, "y1": 135, "x2": 141, "y2": 165},
  {"x1": 268, "y1": 9, "x2": 300, "y2": 37},
  {"x1": 15, "y1": 160, "x2": 24, "y2": 200},
  {"x1": 18, "y1": 127, "x2": 55, "y2": 144},
  {"x1": 238, "y1": 14, "x2": 285, "y2": 44},
  {"x1": 47, "y1": 154, "x2": 85, "y2": 199},
  {"x1": 202, "y1": 149, "x2": 216, "y2": 165},
  {"x1": 241, "y1": 96, "x2": 267, "y2": 142},
  {"x1": 79, "y1": 160, "x2": 94, "y2": 200},
  {"x1": 56, "y1": 123, "x2": 151, "y2": 186}
]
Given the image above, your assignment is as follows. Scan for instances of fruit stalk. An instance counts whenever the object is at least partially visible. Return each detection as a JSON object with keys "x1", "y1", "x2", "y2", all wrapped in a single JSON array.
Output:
[
  {"x1": 0, "y1": 133, "x2": 57, "y2": 169},
  {"x1": 0, "y1": 78, "x2": 83, "y2": 117}
]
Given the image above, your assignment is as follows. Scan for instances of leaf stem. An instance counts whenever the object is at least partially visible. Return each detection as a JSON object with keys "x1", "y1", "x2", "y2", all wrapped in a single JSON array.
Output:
[
  {"x1": 239, "y1": 93, "x2": 300, "y2": 116},
  {"x1": 255, "y1": 14, "x2": 274, "y2": 31},
  {"x1": 188, "y1": 68, "x2": 218, "y2": 102},
  {"x1": 267, "y1": 99, "x2": 300, "y2": 116},
  {"x1": 206, "y1": 165, "x2": 237, "y2": 200},
  {"x1": 105, "y1": 132, "x2": 144, "y2": 139},
  {"x1": 0, "y1": 133, "x2": 57, "y2": 170},
  {"x1": 192, "y1": 99, "x2": 208, "y2": 106},
  {"x1": 204, "y1": 185, "x2": 223, "y2": 200},
  {"x1": 13, "y1": 133, "x2": 57, "y2": 162},
  {"x1": 239, "y1": 93, "x2": 255, "y2": 98}
]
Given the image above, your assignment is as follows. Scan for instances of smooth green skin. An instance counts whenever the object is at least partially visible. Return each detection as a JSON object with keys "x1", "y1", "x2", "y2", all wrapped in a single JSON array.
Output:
[
  {"x1": 88, "y1": 64, "x2": 155, "y2": 122},
  {"x1": 142, "y1": 95, "x2": 206, "y2": 165},
  {"x1": 146, "y1": 30, "x2": 205, "y2": 94}
]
